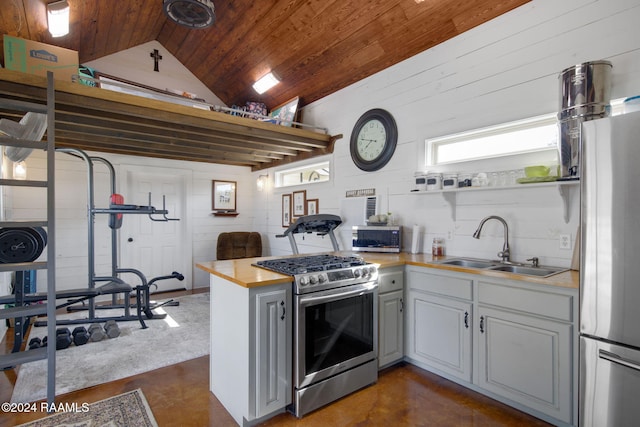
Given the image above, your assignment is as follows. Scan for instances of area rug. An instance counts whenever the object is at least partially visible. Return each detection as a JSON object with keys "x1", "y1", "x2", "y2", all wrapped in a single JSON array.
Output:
[
  {"x1": 16, "y1": 388, "x2": 158, "y2": 427},
  {"x1": 11, "y1": 293, "x2": 210, "y2": 403}
]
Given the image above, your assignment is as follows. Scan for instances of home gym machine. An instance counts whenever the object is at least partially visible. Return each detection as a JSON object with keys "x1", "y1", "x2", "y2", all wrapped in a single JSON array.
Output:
[
  {"x1": 1, "y1": 147, "x2": 185, "y2": 352},
  {"x1": 37, "y1": 147, "x2": 184, "y2": 329}
]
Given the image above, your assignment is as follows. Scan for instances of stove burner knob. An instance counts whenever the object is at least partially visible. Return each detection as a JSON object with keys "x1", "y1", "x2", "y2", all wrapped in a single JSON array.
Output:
[
  {"x1": 299, "y1": 276, "x2": 310, "y2": 286},
  {"x1": 362, "y1": 267, "x2": 370, "y2": 278},
  {"x1": 369, "y1": 265, "x2": 377, "y2": 275},
  {"x1": 309, "y1": 275, "x2": 318, "y2": 285},
  {"x1": 318, "y1": 274, "x2": 327, "y2": 283},
  {"x1": 353, "y1": 268, "x2": 362, "y2": 278}
]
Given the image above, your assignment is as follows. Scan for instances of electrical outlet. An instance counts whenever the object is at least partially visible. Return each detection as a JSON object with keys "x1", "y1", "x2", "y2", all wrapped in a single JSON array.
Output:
[
  {"x1": 447, "y1": 229, "x2": 454, "y2": 240},
  {"x1": 559, "y1": 234, "x2": 571, "y2": 250}
]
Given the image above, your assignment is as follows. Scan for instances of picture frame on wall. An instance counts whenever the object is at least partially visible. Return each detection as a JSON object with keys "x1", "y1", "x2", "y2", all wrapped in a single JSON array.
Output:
[
  {"x1": 212, "y1": 180, "x2": 237, "y2": 211},
  {"x1": 282, "y1": 194, "x2": 292, "y2": 227},
  {"x1": 292, "y1": 190, "x2": 307, "y2": 217},
  {"x1": 307, "y1": 198, "x2": 319, "y2": 215}
]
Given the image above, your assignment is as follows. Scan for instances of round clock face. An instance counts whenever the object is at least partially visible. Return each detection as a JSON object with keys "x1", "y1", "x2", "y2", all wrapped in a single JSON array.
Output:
[
  {"x1": 356, "y1": 119, "x2": 387, "y2": 161},
  {"x1": 350, "y1": 109, "x2": 398, "y2": 171}
]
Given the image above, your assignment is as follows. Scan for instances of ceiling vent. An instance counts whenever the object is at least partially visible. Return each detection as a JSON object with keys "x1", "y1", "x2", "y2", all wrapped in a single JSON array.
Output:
[{"x1": 163, "y1": 0, "x2": 215, "y2": 29}]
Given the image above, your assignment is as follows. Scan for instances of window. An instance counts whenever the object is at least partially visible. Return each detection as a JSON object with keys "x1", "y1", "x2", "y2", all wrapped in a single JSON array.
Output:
[
  {"x1": 275, "y1": 160, "x2": 330, "y2": 188},
  {"x1": 425, "y1": 98, "x2": 626, "y2": 167},
  {"x1": 426, "y1": 114, "x2": 557, "y2": 166}
]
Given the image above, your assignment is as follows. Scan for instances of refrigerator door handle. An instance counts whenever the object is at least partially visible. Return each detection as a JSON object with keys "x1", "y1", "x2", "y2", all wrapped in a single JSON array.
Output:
[{"x1": 599, "y1": 349, "x2": 640, "y2": 372}]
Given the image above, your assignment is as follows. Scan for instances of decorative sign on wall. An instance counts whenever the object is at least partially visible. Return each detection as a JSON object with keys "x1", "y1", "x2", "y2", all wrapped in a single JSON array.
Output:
[{"x1": 345, "y1": 188, "x2": 376, "y2": 197}]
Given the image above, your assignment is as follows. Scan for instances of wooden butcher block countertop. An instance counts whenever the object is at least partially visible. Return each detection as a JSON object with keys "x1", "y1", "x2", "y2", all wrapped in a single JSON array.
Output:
[{"x1": 196, "y1": 252, "x2": 579, "y2": 290}]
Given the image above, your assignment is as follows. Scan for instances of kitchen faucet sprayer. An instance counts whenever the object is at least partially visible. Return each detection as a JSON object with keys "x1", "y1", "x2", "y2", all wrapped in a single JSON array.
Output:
[{"x1": 473, "y1": 215, "x2": 511, "y2": 263}]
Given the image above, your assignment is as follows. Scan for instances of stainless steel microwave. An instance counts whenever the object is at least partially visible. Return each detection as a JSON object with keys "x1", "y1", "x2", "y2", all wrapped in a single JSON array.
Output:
[{"x1": 351, "y1": 225, "x2": 402, "y2": 253}]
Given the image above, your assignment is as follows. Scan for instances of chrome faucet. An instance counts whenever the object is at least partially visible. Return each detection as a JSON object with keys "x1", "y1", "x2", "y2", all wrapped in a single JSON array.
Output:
[{"x1": 473, "y1": 215, "x2": 511, "y2": 263}]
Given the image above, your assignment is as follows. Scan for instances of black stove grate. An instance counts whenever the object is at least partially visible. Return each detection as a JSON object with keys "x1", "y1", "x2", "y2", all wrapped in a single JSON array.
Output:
[{"x1": 255, "y1": 254, "x2": 366, "y2": 276}]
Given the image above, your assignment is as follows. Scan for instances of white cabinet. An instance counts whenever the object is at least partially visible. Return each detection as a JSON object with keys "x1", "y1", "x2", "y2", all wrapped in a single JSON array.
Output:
[
  {"x1": 256, "y1": 288, "x2": 291, "y2": 418},
  {"x1": 210, "y1": 276, "x2": 291, "y2": 425},
  {"x1": 378, "y1": 267, "x2": 404, "y2": 368},
  {"x1": 477, "y1": 281, "x2": 574, "y2": 424},
  {"x1": 404, "y1": 266, "x2": 577, "y2": 426},
  {"x1": 405, "y1": 267, "x2": 473, "y2": 381}
]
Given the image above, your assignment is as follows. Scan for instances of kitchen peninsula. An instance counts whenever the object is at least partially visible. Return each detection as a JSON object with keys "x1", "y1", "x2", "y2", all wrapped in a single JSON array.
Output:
[{"x1": 197, "y1": 252, "x2": 579, "y2": 426}]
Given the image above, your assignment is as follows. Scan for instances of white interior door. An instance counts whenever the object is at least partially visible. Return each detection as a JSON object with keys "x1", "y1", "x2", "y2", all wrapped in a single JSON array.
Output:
[{"x1": 119, "y1": 166, "x2": 192, "y2": 293}]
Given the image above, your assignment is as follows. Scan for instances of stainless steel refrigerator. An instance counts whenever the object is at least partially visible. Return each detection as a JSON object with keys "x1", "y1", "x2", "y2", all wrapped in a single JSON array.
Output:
[{"x1": 580, "y1": 110, "x2": 640, "y2": 426}]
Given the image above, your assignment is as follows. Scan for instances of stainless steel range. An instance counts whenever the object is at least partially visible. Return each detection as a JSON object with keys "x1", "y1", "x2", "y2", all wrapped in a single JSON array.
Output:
[{"x1": 255, "y1": 254, "x2": 379, "y2": 418}]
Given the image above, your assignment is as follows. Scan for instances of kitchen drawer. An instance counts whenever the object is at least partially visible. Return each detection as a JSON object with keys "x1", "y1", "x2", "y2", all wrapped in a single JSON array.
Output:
[
  {"x1": 478, "y1": 281, "x2": 574, "y2": 322},
  {"x1": 406, "y1": 267, "x2": 472, "y2": 301},
  {"x1": 378, "y1": 267, "x2": 403, "y2": 294}
]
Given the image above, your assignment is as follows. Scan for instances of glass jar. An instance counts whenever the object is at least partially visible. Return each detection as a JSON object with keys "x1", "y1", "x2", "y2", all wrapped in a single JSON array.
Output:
[
  {"x1": 442, "y1": 173, "x2": 458, "y2": 189},
  {"x1": 432, "y1": 238, "x2": 445, "y2": 257},
  {"x1": 426, "y1": 173, "x2": 442, "y2": 191},
  {"x1": 414, "y1": 171, "x2": 427, "y2": 191}
]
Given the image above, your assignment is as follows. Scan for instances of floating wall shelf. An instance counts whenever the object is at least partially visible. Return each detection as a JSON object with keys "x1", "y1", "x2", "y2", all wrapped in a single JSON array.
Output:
[{"x1": 410, "y1": 180, "x2": 580, "y2": 223}]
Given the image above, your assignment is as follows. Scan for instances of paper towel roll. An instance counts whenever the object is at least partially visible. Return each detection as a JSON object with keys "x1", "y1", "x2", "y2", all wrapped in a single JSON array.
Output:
[{"x1": 411, "y1": 225, "x2": 421, "y2": 254}]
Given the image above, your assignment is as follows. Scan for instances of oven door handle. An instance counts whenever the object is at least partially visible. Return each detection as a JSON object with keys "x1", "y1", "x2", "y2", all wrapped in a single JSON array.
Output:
[{"x1": 298, "y1": 283, "x2": 377, "y2": 306}]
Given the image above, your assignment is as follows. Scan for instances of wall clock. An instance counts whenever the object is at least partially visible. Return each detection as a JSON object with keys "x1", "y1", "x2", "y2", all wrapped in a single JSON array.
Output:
[{"x1": 350, "y1": 108, "x2": 398, "y2": 172}]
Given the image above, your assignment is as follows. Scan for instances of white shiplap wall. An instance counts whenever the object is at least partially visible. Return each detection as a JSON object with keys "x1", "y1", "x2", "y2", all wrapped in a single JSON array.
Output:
[
  {"x1": 3, "y1": 0, "x2": 639, "y2": 305},
  {"x1": 5, "y1": 150, "x2": 254, "y2": 291},
  {"x1": 254, "y1": 0, "x2": 640, "y2": 267}
]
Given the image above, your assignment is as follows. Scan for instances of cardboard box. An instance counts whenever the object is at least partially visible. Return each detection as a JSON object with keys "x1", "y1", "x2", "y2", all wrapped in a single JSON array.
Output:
[{"x1": 3, "y1": 35, "x2": 79, "y2": 82}]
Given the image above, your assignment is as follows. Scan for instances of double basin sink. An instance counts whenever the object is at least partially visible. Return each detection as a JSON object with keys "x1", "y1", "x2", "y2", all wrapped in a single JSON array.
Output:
[{"x1": 437, "y1": 258, "x2": 569, "y2": 278}]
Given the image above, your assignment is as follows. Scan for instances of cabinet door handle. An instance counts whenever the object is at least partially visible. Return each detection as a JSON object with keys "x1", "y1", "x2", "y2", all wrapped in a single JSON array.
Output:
[
  {"x1": 464, "y1": 311, "x2": 469, "y2": 329},
  {"x1": 280, "y1": 300, "x2": 285, "y2": 320},
  {"x1": 480, "y1": 316, "x2": 485, "y2": 333},
  {"x1": 400, "y1": 298, "x2": 404, "y2": 313}
]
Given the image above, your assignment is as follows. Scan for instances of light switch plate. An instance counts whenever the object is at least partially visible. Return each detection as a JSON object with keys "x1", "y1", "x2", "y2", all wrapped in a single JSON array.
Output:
[{"x1": 559, "y1": 234, "x2": 571, "y2": 250}]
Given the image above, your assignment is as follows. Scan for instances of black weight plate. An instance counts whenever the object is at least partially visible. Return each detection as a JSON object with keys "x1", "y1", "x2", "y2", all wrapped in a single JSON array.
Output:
[
  {"x1": 24, "y1": 226, "x2": 47, "y2": 251},
  {"x1": 0, "y1": 227, "x2": 45, "y2": 263}
]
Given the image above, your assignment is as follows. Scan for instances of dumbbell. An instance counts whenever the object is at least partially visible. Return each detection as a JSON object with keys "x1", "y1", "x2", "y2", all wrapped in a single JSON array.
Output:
[
  {"x1": 28, "y1": 337, "x2": 42, "y2": 350},
  {"x1": 56, "y1": 328, "x2": 72, "y2": 350},
  {"x1": 104, "y1": 320, "x2": 121, "y2": 338},
  {"x1": 88, "y1": 323, "x2": 107, "y2": 342},
  {"x1": 72, "y1": 326, "x2": 90, "y2": 346}
]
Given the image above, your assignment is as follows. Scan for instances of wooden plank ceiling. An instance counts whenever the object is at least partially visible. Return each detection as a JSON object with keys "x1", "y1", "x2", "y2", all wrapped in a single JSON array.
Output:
[{"x1": 0, "y1": 0, "x2": 529, "y2": 111}]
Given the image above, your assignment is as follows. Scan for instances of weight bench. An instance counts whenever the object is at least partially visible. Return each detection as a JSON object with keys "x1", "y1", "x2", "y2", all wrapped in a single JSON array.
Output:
[{"x1": 1, "y1": 279, "x2": 141, "y2": 353}]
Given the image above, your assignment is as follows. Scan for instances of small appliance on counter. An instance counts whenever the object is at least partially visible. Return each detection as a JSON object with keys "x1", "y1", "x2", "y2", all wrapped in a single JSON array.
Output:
[{"x1": 352, "y1": 225, "x2": 402, "y2": 253}]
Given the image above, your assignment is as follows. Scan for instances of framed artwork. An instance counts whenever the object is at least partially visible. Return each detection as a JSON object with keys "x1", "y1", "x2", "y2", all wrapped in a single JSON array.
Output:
[
  {"x1": 306, "y1": 198, "x2": 319, "y2": 215},
  {"x1": 292, "y1": 190, "x2": 307, "y2": 217},
  {"x1": 212, "y1": 180, "x2": 237, "y2": 211},
  {"x1": 269, "y1": 96, "x2": 299, "y2": 127},
  {"x1": 282, "y1": 194, "x2": 292, "y2": 227}
]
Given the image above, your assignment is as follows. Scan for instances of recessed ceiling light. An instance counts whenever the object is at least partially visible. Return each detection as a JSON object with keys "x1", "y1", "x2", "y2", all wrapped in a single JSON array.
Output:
[{"x1": 253, "y1": 72, "x2": 280, "y2": 94}]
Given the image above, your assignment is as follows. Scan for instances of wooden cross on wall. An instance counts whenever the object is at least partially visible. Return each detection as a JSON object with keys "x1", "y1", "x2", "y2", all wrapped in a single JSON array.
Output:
[{"x1": 150, "y1": 49, "x2": 163, "y2": 72}]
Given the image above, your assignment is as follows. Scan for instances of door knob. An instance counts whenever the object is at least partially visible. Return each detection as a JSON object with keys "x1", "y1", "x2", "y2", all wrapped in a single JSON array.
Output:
[{"x1": 127, "y1": 237, "x2": 133, "y2": 242}]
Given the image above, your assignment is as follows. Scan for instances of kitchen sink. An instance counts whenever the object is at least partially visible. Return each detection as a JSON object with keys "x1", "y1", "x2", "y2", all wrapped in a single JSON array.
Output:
[
  {"x1": 439, "y1": 258, "x2": 497, "y2": 269},
  {"x1": 437, "y1": 257, "x2": 569, "y2": 278},
  {"x1": 488, "y1": 265, "x2": 568, "y2": 277}
]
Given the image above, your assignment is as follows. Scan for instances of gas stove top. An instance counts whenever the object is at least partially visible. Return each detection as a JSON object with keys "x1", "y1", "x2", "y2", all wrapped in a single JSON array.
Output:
[
  {"x1": 255, "y1": 254, "x2": 366, "y2": 275},
  {"x1": 254, "y1": 254, "x2": 377, "y2": 294}
]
